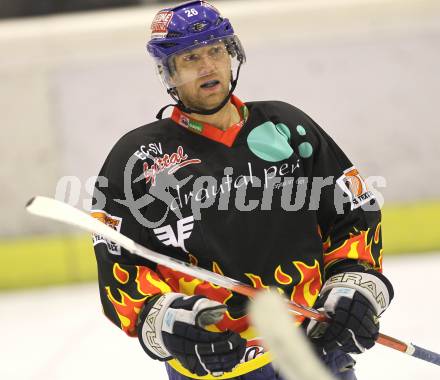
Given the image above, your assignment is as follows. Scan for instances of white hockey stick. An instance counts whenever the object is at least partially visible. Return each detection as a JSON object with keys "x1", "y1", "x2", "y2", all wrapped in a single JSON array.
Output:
[
  {"x1": 25, "y1": 196, "x2": 321, "y2": 319},
  {"x1": 25, "y1": 196, "x2": 440, "y2": 367},
  {"x1": 249, "y1": 290, "x2": 335, "y2": 380}
]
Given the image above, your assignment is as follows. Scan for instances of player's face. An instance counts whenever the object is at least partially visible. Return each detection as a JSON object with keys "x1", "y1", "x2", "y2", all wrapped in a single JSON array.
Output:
[{"x1": 171, "y1": 42, "x2": 232, "y2": 111}]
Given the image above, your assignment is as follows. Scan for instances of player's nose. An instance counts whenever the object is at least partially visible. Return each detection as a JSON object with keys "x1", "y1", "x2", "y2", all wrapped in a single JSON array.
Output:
[{"x1": 198, "y1": 54, "x2": 217, "y2": 75}]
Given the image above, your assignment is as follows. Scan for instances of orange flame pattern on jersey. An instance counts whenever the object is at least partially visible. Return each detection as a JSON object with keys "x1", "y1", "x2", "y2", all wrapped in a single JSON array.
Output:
[
  {"x1": 274, "y1": 265, "x2": 293, "y2": 285},
  {"x1": 105, "y1": 286, "x2": 147, "y2": 336},
  {"x1": 290, "y1": 260, "x2": 322, "y2": 308},
  {"x1": 322, "y1": 236, "x2": 331, "y2": 252},
  {"x1": 212, "y1": 261, "x2": 224, "y2": 276},
  {"x1": 374, "y1": 223, "x2": 381, "y2": 244},
  {"x1": 157, "y1": 265, "x2": 230, "y2": 302},
  {"x1": 135, "y1": 266, "x2": 172, "y2": 296},
  {"x1": 374, "y1": 224, "x2": 383, "y2": 269},
  {"x1": 113, "y1": 263, "x2": 129, "y2": 284},
  {"x1": 188, "y1": 254, "x2": 198, "y2": 266},
  {"x1": 323, "y1": 228, "x2": 382, "y2": 272},
  {"x1": 106, "y1": 263, "x2": 171, "y2": 336},
  {"x1": 318, "y1": 224, "x2": 332, "y2": 252}
]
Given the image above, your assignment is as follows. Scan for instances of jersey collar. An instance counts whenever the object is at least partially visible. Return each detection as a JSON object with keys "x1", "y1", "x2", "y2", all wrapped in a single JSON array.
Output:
[{"x1": 171, "y1": 95, "x2": 249, "y2": 147}]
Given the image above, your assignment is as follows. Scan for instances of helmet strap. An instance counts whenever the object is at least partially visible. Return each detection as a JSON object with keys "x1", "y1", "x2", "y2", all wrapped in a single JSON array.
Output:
[{"x1": 156, "y1": 62, "x2": 243, "y2": 120}]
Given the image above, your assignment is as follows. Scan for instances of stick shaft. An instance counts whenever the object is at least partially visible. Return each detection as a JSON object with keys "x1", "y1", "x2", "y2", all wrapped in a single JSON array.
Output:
[
  {"x1": 412, "y1": 344, "x2": 440, "y2": 366},
  {"x1": 25, "y1": 196, "x2": 322, "y2": 321},
  {"x1": 377, "y1": 333, "x2": 408, "y2": 352},
  {"x1": 25, "y1": 196, "x2": 440, "y2": 366}
]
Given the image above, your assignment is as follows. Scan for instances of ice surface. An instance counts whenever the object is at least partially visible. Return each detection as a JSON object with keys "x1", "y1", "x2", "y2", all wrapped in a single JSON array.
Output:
[{"x1": 1, "y1": 253, "x2": 439, "y2": 380}]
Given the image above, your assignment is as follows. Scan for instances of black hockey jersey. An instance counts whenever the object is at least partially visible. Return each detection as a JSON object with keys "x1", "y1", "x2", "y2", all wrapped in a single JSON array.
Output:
[{"x1": 92, "y1": 96, "x2": 382, "y2": 379}]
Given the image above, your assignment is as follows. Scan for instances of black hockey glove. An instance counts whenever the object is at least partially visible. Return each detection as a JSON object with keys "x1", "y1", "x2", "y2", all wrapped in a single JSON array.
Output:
[
  {"x1": 137, "y1": 292, "x2": 246, "y2": 377},
  {"x1": 307, "y1": 271, "x2": 393, "y2": 354}
]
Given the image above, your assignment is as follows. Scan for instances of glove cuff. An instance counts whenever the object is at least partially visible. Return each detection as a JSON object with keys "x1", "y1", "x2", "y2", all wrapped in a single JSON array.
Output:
[
  {"x1": 137, "y1": 292, "x2": 182, "y2": 361},
  {"x1": 320, "y1": 271, "x2": 391, "y2": 315}
]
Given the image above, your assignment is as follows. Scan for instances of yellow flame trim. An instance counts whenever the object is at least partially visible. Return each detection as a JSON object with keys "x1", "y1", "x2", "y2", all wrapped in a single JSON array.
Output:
[
  {"x1": 274, "y1": 265, "x2": 293, "y2": 285},
  {"x1": 104, "y1": 286, "x2": 147, "y2": 329},
  {"x1": 178, "y1": 277, "x2": 204, "y2": 295},
  {"x1": 244, "y1": 273, "x2": 270, "y2": 290},
  {"x1": 113, "y1": 263, "x2": 129, "y2": 284},
  {"x1": 212, "y1": 261, "x2": 224, "y2": 276}
]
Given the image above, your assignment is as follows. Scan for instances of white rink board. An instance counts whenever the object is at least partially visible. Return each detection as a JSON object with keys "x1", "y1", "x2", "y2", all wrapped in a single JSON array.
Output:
[{"x1": 1, "y1": 253, "x2": 439, "y2": 380}]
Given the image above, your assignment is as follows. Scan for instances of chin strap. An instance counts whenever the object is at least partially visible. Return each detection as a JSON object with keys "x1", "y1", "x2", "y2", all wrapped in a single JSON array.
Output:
[{"x1": 156, "y1": 63, "x2": 243, "y2": 120}]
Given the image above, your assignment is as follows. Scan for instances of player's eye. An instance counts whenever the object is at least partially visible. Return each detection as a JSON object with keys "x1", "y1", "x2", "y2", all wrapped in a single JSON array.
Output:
[{"x1": 183, "y1": 53, "x2": 199, "y2": 62}]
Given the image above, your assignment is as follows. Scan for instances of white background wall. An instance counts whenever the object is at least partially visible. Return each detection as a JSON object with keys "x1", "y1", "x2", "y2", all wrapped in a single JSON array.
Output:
[{"x1": 1, "y1": 0, "x2": 440, "y2": 236}]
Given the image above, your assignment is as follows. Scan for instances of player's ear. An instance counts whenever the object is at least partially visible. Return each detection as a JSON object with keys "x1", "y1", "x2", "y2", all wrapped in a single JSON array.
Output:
[{"x1": 168, "y1": 74, "x2": 179, "y2": 88}]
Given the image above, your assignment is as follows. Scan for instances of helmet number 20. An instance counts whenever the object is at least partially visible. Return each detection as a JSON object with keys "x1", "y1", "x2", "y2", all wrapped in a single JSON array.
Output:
[{"x1": 185, "y1": 8, "x2": 199, "y2": 17}]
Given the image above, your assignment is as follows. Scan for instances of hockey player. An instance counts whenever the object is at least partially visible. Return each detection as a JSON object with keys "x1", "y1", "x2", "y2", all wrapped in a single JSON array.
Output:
[{"x1": 92, "y1": 2, "x2": 394, "y2": 380}]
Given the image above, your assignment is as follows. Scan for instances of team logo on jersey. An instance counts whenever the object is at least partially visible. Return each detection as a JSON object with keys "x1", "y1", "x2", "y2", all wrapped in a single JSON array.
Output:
[
  {"x1": 91, "y1": 211, "x2": 123, "y2": 255},
  {"x1": 143, "y1": 146, "x2": 201, "y2": 185},
  {"x1": 153, "y1": 215, "x2": 194, "y2": 252},
  {"x1": 178, "y1": 114, "x2": 203, "y2": 134},
  {"x1": 247, "y1": 121, "x2": 294, "y2": 162},
  {"x1": 243, "y1": 341, "x2": 265, "y2": 362},
  {"x1": 133, "y1": 142, "x2": 163, "y2": 160},
  {"x1": 150, "y1": 11, "x2": 173, "y2": 39},
  {"x1": 336, "y1": 166, "x2": 375, "y2": 210}
]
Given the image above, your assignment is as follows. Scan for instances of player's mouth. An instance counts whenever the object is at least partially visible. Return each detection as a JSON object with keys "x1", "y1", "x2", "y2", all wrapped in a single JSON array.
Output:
[{"x1": 200, "y1": 79, "x2": 221, "y2": 91}]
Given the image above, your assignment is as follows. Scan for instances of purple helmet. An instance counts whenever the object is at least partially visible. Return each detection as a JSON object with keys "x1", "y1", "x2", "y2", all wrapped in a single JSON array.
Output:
[{"x1": 147, "y1": 1, "x2": 246, "y2": 89}]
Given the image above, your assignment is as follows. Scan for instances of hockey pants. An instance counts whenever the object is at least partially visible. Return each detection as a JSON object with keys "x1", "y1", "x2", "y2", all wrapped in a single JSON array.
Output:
[{"x1": 165, "y1": 349, "x2": 356, "y2": 380}]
